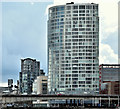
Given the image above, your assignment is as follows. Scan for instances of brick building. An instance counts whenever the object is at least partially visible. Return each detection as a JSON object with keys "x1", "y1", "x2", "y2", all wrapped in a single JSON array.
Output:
[{"x1": 99, "y1": 64, "x2": 120, "y2": 95}]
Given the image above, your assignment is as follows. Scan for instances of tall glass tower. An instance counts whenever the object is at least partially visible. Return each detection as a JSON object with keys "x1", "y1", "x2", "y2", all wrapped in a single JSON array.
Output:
[{"x1": 48, "y1": 2, "x2": 99, "y2": 94}]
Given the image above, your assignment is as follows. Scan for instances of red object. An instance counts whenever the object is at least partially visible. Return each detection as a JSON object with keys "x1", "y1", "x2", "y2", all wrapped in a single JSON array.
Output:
[{"x1": 58, "y1": 94, "x2": 62, "y2": 95}]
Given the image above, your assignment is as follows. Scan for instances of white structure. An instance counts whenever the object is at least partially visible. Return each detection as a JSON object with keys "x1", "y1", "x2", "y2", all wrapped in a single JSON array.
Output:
[
  {"x1": 33, "y1": 76, "x2": 48, "y2": 94},
  {"x1": 48, "y1": 2, "x2": 99, "y2": 94}
]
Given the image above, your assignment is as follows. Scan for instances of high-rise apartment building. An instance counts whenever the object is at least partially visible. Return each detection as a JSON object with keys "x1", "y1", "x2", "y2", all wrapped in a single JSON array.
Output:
[
  {"x1": 19, "y1": 58, "x2": 40, "y2": 94},
  {"x1": 48, "y1": 2, "x2": 99, "y2": 93}
]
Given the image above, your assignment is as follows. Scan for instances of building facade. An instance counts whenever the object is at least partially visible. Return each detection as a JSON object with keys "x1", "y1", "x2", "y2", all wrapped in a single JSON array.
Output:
[
  {"x1": 8, "y1": 79, "x2": 13, "y2": 92},
  {"x1": 40, "y1": 69, "x2": 45, "y2": 76},
  {"x1": 100, "y1": 82, "x2": 120, "y2": 95},
  {"x1": 33, "y1": 75, "x2": 48, "y2": 94},
  {"x1": 0, "y1": 87, "x2": 9, "y2": 94},
  {"x1": 19, "y1": 58, "x2": 40, "y2": 94},
  {"x1": 48, "y1": 2, "x2": 99, "y2": 93},
  {"x1": 99, "y1": 64, "x2": 120, "y2": 95}
]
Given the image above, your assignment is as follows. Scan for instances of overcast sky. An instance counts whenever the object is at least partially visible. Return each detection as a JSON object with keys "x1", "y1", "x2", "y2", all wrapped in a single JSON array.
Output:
[{"x1": 0, "y1": 0, "x2": 119, "y2": 86}]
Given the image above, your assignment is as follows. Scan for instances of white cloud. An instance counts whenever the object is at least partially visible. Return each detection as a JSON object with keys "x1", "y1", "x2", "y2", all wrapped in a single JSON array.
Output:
[
  {"x1": 99, "y1": 43, "x2": 118, "y2": 64},
  {"x1": 2, "y1": 0, "x2": 52, "y2": 2},
  {"x1": 30, "y1": 2, "x2": 34, "y2": 5},
  {"x1": 105, "y1": 26, "x2": 117, "y2": 34},
  {"x1": 0, "y1": 82, "x2": 7, "y2": 87},
  {"x1": 99, "y1": 1, "x2": 118, "y2": 41}
]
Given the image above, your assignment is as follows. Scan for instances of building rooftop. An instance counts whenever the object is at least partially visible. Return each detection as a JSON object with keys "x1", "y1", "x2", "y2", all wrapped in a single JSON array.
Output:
[
  {"x1": 66, "y1": 2, "x2": 74, "y2": 5},
  {"x1": 49, "y1": 2, "x2": 98, "y2": 9}
]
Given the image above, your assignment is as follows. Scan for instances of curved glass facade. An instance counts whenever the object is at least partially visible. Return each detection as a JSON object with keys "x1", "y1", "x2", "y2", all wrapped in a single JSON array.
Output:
[{"x1": 48, "y1": 3, "x2": 99, "y2": 93}]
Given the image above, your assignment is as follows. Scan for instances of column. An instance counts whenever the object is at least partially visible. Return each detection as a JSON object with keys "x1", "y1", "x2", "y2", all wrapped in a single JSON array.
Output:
[
  {"x1": 100, "y1": 97, "x2": 101, "y2": 107},
  {"x1": 108, "y1": 97, "x2": 110, "y2": 107}
]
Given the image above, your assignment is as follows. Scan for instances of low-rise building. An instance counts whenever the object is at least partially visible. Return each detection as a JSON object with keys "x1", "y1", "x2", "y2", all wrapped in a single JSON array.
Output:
[
  {"x1": 32, "y1": 74, "x2": 48, "y2": 107},
  {"x1": 33, "y1": 75, "x2": 48, "y2": 94},
  {"x1": 0, "y1": 87, "x2": 9, "y2": 94},
  {"x1": 99, "y1": 64, "x2": 120, "y2": 95}
]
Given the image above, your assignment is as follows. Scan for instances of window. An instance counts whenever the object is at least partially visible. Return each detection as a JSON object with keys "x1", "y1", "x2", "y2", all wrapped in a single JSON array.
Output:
[
  {"x1": 86, "y1": 5, "x2": 92, "y2": 9},
  {"x1": 79, "y1": 10, "x2": 85, "y2": 13},
  {"x1": 79, "y1": 5, "x2": 85, "y2": 9},
  {"x1": 73, "y1": 6, "x2": 78, "y2": 9},
  {"x1": 73, "y1": 10, "x2": 78, "y2": 13},
  {"x1": 67, "y1": 6, "x2": 71, "y2": 10}
]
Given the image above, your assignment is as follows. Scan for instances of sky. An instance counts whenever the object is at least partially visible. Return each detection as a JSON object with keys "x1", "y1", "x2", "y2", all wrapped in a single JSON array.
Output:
[
  {"x1": 0, "y1": 0, "x2": 119, "y2": 86},
  {"x1": 1, "y1": 1, "x2": 53, "y2": 84}
]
